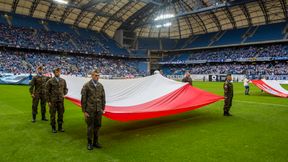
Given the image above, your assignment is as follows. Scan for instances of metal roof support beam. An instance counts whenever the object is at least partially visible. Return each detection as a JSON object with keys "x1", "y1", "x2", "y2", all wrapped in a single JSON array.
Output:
[
  {"x1": 181, "y1": 0, "x2": 207, "y2": 34},
  {"x1": 195, "y1": 13, "x2": 207, "y2": 33},
  {"x1": 210, "y1": 10, "x2": 222, "y2": 31},
  {"x1": 126, "y1": 5, "x2": 159, "y2": 31},
  {"x1": 29, "y1": 0, "x2": 41, "y2": 16},
  {"x1": 73, "y1": 10, "x2": 86, "y2": 26},
  {"x1": 119, "y1": 3, "x2": 154, "y2": 30},
  {"x1": 257, "y1": 0, "x2": 269, "y2": 24},
  {"x1": 60, "y1": 0, "x2": 78, "y2": 23},
  {"x1": 87, "y1": 2, "x2": 110, "y2": 29},
  {"x1": 11, "y1": 0, "x2": 20, "y2": 13},
  {"x1": 177, "y1": 1, "x2": 194, "y2": 35},
  {"x1": 45, "y1": 2, "x2": 57, "y2": 19},
  {"x1": 87, "y1": 2, "x2": 121, "y2": 30},
  {"x1": 172, "y1": 5, "x2": 182, "y2": 39},
  {"x1": 199, "y1": 0, "x2": 221, "y2": 31},
  {"x1": 101, "y1": 1, "x2": 134, "y2": 32},
  {"x1": 87, "y1": 14, "x2": 99, "y2": 29},
  {"x1": 60, "y1": 7, "x2": 73, "y2": 23},
  {"x1": 279, "y1": 0, "x2": 287, "y2": 19},
  {"x1": 157, "y1": 27, "x2": 161, "y2": 39},
  {"x1": 138, "y1": 26, "x2": 145, "y2": 37},
  {"x1": 168, "y1": 26, "x2": 170, "y2": 38},
  {"x1": 240, "y1": 4, "x2": 252, "y2": 26},
  {"x1": 148, "y1": 25, "x2": 153, "y2": 37},
  {"x1": 80, "y1": 0, "x2": 101, "y2": 10},
  {"x1": 224, "y1": 7, "x2": 236, "y2": 29},
  {"x1": 138, "y1": 0, "x2": 163, "y2": 6}
]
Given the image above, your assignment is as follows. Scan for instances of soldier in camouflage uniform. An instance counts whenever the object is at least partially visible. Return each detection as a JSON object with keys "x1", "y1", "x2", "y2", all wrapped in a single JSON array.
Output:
[
  {"x1": 223, "y1": 74, "x2": 233, "y2": 116},
  {"x1": 182, "y1": 72, "x2": 193, "y2": 86},
  {"x1": 46, "y1": 68, "x2": 68, "y2": 133},
  {"x1": 81, "y1": 70, "x2": 106, "y2": 150},
  {"x1": 29, "y1": 66, "x2": 49, "y2": 122}
]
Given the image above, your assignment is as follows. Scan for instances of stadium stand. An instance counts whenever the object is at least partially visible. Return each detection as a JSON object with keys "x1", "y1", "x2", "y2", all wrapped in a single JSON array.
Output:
[
  {"x1": 245, "y1": 22, "x2": 286, "y2": 43},
  {"x1": 159, "y1": 44, "x2": 288, "y2": 76},
  {"x1": 0, "y1": 49, "x2": 146, "y2": 77},
  {"x1": 0, "y1": 12, "x2": 129, "y2": 56},
  {"x1": 137, "y1": 22, "x2": 287, "y2": 50}
]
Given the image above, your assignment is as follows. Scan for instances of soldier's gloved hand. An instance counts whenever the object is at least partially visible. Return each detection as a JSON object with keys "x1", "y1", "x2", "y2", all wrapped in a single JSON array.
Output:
[{"x1": 31, "y1": 94, "x2": 35, "y2": 98}]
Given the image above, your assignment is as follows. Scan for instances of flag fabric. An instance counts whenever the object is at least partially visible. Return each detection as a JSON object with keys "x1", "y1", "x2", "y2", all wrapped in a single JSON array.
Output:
[
  {"x1": 63, "y1": 74, "x2": 224, "y2": 122},
  {"x1": 251, "y1": 79, "x2": 288, "y2": 98}
]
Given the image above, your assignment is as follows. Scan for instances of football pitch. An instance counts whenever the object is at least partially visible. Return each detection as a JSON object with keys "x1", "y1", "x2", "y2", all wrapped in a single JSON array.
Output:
[{"x1": 0, "y1": 82, "x2": 287, "y2": 162}]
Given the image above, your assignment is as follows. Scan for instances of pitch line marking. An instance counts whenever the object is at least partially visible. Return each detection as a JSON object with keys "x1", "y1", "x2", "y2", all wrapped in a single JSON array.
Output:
[{"x1": 235, "y1": 100, "x2": 287, "y2": 107}]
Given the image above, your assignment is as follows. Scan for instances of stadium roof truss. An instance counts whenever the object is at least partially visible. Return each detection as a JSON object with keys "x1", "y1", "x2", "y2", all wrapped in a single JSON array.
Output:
[{"x1": 0, "y1": 0, "x2": 286, "y2": 38}]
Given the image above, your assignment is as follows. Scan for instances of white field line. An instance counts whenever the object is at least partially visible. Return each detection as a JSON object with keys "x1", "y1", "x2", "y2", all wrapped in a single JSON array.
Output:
[{"x1": 234, "y1": 100, "x2": 287, "y2": 108}]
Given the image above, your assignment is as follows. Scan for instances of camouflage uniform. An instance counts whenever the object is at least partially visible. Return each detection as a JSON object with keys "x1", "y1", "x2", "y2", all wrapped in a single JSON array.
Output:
[
  {"x1": 46, "y1": 77, "x2": 68, "y2": 130},
  {"x1": 223, "y1": 80, "x2": 233, "y2": 115},
  {"x1": 81, "y1": 80, "x2": 106, "y2": 146},
  {"x1": 29, "y1": 75, "x2": 50, "y2": 120},
  {"x1": 182, "y1": 76, "x2": 193, "y2": 86}
]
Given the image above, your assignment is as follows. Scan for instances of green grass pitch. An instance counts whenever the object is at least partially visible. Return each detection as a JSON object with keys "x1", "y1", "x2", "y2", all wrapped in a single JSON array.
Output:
[{"x1": 0, "y1": 82, "x2": 287, "y2": 162}]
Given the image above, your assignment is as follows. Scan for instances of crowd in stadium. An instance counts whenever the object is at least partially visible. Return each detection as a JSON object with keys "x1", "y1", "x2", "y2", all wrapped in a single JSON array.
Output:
[
  {"x1": 163, "y1": 44, "x2": 288, "y2": 62},
  {"x1": 0, "y1": 50, "x2": 143, "y2": 77},
  {"x1": 163, "y1": 62, "x2": 288, "y2": 75},
  {"x1": 1, "y1": 23, "x2": 288, "y2": 77},
  {"x1": 0, "y1": 24, "x2": 124, "y2": 55}
]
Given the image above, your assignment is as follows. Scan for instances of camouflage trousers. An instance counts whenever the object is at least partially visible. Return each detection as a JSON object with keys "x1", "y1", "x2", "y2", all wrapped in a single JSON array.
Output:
[
  {"x1": 49, "y1": 101, "x2": 65, "y2": 126},
  {"x1": 86, "y1": 111, "x2": 103, "y2": 142},
  {"x1": 223, "y1": 97, "x2": 233, "y2": 113},
  {"x1": 32, "y1": 94, "x2": 46, "y2": 116}
]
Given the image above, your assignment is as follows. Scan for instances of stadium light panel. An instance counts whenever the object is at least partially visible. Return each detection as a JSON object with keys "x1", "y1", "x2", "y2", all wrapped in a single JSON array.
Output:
[
  {"x1": 156, "y1": 25, "x2": 162, "y2": 28},
  {"x1": 163, "y1": 22, "x2": 171, "y2": 27},
  {"x1": 154, "y1": 14, "x2": 175, "y2": 21},
  {"x1": 54, "y1": 0, "x2": 68, "y2": 4},
  {"x1": 155, "y1": 22, "x2": 171, "y2": 28}
]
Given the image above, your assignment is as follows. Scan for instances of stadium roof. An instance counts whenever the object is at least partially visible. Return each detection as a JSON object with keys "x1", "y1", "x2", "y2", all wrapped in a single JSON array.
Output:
[{"x1": 0, "y1": 0, "x2": 287, "y2": 38}]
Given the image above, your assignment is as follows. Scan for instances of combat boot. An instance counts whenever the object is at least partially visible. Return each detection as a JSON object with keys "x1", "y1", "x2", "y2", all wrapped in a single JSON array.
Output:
[
  {"x1": 41, "y1": 113, "x2": 48, "y2": 121},
  {"x1": 87, "y1": 139, "x2": 93, "y2": 150},
  {"x1": 52, "y1": 126, "x2": 57, "y2": 133},
  {"x1": 32, "y1": 114, "x2": 36, "y2": 123},
  {"x1": 93, "y1": 137, "x2": 102, "y2": 148},
  {"x1": 224, "y1": 112, "x2": 232, "y2": 116},
  {"x1": 58, "y1": 124, "x2": 65, "y2": 132}
]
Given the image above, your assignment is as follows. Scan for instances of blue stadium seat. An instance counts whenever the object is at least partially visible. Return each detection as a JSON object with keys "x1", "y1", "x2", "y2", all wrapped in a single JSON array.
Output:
[
  {"x1": 214, "y1": 28, "x2": 248, "y2": 46},
  {"x1": 138, "y1": 38, "x2": 160, "y2": 50},
  {"x1": 47, "y1": 21, "x2": 76, "y2": 34},
  {"x1": 174, "y1": 38, "x2": 189, "y2": 49},
  {"x1": 11, "y1": 14, "x2": 43, "y2": 29},
  {"x1": 131, "y1": 49, "x2": 148, "y2": 57},
  {"x1": 161, "y1": 39, "x2": 177, "y2": 50},
  {"x1": 185, "y1": 32, "x2": 217, "y2": 48},
  {"x1": 246, "y1": 22, "x2": 286, "y2": 43}
]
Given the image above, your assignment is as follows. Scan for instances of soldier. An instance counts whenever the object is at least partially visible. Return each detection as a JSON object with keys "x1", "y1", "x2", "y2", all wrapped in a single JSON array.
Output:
[
  {"x1": 29, "y1": 66, "x2": 49, "y2": 122},
  {"x1": 46, "y1": 68, "x2": 68, "y2": 133},
  {"x1": 182, "y1": 71, "x2": 193, "y2": 86},
  {"x1": 81, "y1": 70, "x2": 106, "y2": 150},
  {"x1": 223, "y1": 74, "x2": 233, "y2": 116}
]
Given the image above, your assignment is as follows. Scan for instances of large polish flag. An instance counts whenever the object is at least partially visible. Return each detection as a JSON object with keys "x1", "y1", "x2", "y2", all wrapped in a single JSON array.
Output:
[
  {"x1": 251, "y1": 79, "x2": 288, "y2": 98},
  {"x1": 63, "y1": 74, "x2": 224, "y2": 122}
]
